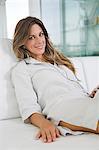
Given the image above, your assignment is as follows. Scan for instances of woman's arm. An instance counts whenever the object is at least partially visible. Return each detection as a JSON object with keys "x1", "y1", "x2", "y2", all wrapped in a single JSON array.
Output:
[
  {"x1": 11, "y1": 62, "x2": 42, "y2": 122},
  {"x1": 30, "y1": 113, "x2": 60, "y2": 143},
  {"x1": 11, "y1": 62, "x2": 61, "y2": 143}
]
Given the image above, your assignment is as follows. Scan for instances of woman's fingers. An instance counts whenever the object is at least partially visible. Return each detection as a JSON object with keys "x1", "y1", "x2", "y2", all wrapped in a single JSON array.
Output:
[
  {"x1": 90, "y1": 91, "x2": 96, "y2": 98},
  {"x1": 36, "y1": 129, "x2": 53, "y2": 143},
  {"x1": 41, "y1": 130, "x2": 48, "y2": 142},
  {"x1": 90, "y1": 86, "x2": 99, "y2": 98},
  {"x1": 45, "y1": 128, "x2": 61, "y2": 142},
  {"x1": 36, "y1": 127, "x2": 61, "y2": 143},
  {"x1": 55, "y1": 128, "x2": 61, "y2": 137},
  {"x1": 49, "y1": 128, "x2": 59, "y2": 141},
  {"x1": 45, "y1": 130, "x2": 53, "y2": 142},
  {"x1": 36, "y1": 130, "x2": 41, "y2": 139}
]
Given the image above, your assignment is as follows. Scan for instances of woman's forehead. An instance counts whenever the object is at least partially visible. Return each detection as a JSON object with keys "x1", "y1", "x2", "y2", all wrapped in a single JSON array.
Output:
[{"x1": 29, "y1": 24, "x2": 43, "y2": 34}]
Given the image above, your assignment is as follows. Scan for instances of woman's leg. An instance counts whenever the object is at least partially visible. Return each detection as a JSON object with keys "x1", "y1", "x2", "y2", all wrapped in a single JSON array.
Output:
[
  {"x1": 59, "y1": 120, "x2": 99, "y2": 134},
  {"x1": 96, "y1": 121, "x2": 99, "y2": 133}
]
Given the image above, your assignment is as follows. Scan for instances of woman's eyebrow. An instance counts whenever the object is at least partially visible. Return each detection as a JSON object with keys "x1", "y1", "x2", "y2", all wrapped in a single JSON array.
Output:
[
  {"x1": 29, "y1": 34, "x2": 35, "y2": 36},
  {"x1": 29, "y1": 31, "x2": 43, "y2": 36},
  {"x1": 30, "y1": 31, "x2": 43, "y2": 35}
]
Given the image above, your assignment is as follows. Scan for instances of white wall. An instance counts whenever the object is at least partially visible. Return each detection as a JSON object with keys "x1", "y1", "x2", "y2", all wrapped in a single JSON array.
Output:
[
  {"x1": 0, "y1": 0, "x2": 7, "y2": 38},
  {"x1": 29, "y1": 0, "x2": 41, "y2": 19}
]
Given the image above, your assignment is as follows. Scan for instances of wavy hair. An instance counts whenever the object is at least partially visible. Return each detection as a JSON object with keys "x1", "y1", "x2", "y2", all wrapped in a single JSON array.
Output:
[{"x1": 13, "y1": 16, "x2": 75, "y2": 74}]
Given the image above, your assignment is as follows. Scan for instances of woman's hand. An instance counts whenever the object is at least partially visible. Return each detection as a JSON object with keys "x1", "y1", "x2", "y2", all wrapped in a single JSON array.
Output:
[
  {"x1": 30, "y1": 113, "x2": 61, "y2": 143},
  {"x1": 89, "y1": 85, "x2": 99, "y2": 98},
  {"x1": 36, "y1": 119, "x2": 60, "y2": 143}
]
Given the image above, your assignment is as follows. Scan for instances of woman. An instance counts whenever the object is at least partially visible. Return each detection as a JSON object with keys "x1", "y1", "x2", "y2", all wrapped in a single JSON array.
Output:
[{"x1": 11, "y1": 16, "x2": 99, "y2": 143}]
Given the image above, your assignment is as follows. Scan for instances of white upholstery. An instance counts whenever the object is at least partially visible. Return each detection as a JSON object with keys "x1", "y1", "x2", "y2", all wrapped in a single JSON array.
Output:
[
  {"x1": 0, "y1": 118, "x2": 99, "y2": 150},
  {"x1": 0, "y1": 38, "x2": 20, "y2": 120},
  {"x1": 72, "y1": 57, "x2": 99, "y2": 92},
  {"x1": 0, "y1": 38, "x2": 99, "y2": 149}
]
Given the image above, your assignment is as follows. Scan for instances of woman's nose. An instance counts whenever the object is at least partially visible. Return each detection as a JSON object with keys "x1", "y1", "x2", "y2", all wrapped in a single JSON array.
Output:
[{"x1": 36, "y1": 37, "x2": 42, "y2": 43}]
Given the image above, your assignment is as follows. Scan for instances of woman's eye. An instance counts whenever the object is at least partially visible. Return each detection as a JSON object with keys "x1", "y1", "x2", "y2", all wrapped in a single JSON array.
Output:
[
  {"x1": 28, "y1": 36, "x2": 35, "y2": 40},
  {"x1": 40, "y1": 32, "x2": 44, "y2": 37}
]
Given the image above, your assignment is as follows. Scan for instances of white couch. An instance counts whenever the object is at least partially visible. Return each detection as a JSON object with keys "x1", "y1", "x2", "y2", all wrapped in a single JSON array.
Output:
[{"x1": 0, "y1": 38, "x2": 99, "y2": 150}]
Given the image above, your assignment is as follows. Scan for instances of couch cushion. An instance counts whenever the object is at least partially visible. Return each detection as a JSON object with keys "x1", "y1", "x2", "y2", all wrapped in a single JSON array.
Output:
[
  {"x1": 74, "y1": 57, "x2": 99, "y2": 93},
  {"x1": 0, "y1": 118, "x2": 99, "y2": 150},
  {"x1": 81, "y1": 57, "x2": 99, "y2": 92},
  {"x1": 0, "y1": 38, "x2": 20, "y2": 120},
  {"x1": 71, "y1": 57, "x2": 88, "y2": 92}
]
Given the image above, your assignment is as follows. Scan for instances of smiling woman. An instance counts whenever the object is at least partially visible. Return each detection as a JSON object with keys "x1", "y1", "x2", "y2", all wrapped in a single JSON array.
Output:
[
  {"x1": 10, "y1": 16, "x2": 99, "y2": 143},
  {"x1": 0, "y1": 0, "x2": 99, "y2": 148}
]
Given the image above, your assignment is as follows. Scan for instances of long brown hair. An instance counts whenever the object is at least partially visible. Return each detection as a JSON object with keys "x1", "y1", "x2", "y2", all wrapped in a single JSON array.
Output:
[{"x1": 13, "y1": 16, "x2": 75, "y2": 74}]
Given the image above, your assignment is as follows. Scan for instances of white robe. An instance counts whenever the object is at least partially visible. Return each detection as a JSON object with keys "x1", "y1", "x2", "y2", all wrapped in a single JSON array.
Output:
[{"x1": 11, "y1": 57, "x2": 99, "y2": 130}]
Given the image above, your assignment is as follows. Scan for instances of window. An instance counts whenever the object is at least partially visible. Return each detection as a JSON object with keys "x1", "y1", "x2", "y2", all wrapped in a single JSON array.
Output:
[
  {"x1": 41, "y1": 0, "x2": 99, "y2": 56},
  {"x1": 6, "y1": 0, "x2": 99, "y2": 56},
  {"x1": 41, "y1": 0, "x2": 61, "y2": 46},
  {"x1": 6, "y1": 0, "x2": 29, "y2": 39}
]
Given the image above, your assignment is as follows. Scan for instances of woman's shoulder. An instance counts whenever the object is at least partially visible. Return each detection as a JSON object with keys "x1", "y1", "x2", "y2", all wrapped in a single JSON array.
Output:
[{"x1": 11, "y1": 59, "x2": 28, "y2": 75}]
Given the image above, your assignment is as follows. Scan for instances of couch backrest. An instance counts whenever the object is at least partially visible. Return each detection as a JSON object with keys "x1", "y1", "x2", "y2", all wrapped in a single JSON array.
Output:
[
  {"x1": 0, "y1": 38, "x2": 20, "y2": 120},
  {"x1": 71, "y1": 57, "x2": 99, "y2": 93}
]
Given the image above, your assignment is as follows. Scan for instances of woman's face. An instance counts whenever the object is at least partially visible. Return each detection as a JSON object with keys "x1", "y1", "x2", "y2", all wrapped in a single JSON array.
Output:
[{"x1": 24, "y1": 24, "x2": 46, "y2": 61}]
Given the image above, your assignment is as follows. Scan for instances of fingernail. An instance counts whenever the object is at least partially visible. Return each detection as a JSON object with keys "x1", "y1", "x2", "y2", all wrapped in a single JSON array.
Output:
[
  {"x1": 58, "y1": 133, "x2": 60, "y2": 136},
  {"x1": 48, "y1": 139, "x2": 51, "y2": 142},
  {"x1": 53, "y1": 138, "x2": 56, "y2": 141},
  {"x1": 43, "y1": 139, "x2": 46, "y2": 142}
]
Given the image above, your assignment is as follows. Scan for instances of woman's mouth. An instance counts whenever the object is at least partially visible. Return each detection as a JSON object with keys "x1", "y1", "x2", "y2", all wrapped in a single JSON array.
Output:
[{"x1": 35, "y1": 45, "x2": 44, "y2": 49}]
